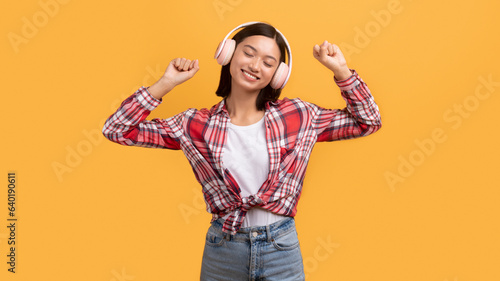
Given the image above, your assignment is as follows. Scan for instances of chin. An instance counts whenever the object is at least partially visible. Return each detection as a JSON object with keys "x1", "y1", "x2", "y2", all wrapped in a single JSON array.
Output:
[{"x1": 231, "y1": 80, "x2": 264, "y2": 94}]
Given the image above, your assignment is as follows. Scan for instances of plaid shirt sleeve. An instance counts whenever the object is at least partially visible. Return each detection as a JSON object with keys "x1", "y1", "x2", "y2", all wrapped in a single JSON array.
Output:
[
  {"x1": 102, "y1": 86, "x2": 186, "y2": 149},
  {"x1": 308, "y1": 70, "x2": 382, "y2": 142}
]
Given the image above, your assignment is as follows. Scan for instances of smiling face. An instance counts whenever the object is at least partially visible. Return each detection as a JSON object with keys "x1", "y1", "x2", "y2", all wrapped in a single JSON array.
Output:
[{"x1": 229, "y1": 35, "x2": 281, "y2": 95}]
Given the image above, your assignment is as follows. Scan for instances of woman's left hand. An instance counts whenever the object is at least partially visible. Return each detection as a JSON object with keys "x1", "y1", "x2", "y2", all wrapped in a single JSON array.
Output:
[{"x1": 313, "y1": 41, "x2": 352, "y2": 80}]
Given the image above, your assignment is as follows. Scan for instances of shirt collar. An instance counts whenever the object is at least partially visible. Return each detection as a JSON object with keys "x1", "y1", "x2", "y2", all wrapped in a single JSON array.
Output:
[
  {"x1": 211, "y1": 99, "x2": 229, "y2": 116},
  {"x1": 265, "y1": 98, "x2": 285, "y2": 110},
  {"x1": 211, "y1": 97, "x2": 284, "y2": 115}
]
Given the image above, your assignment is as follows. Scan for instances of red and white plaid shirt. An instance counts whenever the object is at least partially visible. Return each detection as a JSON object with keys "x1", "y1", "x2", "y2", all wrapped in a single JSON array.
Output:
[{"x1": 103, "y1": 70, "x2": 381, "y2": 234}]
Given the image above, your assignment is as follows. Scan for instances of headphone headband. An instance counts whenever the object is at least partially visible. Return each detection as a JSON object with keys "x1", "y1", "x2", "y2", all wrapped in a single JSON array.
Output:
[{"x1": 215, "y1": 22, "x2": 292, "y2": 89}]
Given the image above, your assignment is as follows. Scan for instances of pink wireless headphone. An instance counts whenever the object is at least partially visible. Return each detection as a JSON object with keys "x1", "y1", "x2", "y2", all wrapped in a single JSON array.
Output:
[{"x1": 214, "y1": 21, "x2": 293, "y2": 89}]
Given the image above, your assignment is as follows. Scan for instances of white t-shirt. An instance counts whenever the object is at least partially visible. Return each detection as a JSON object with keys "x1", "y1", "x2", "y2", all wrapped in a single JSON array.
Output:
[{"x1": 222, "y1": 116, "x2": 285, "y2": 227}]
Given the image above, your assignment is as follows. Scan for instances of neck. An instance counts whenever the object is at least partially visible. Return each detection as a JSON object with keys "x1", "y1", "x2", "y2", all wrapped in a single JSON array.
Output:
[{"x1": 225, "y1": 85, "x2": 264, "y2": 126}]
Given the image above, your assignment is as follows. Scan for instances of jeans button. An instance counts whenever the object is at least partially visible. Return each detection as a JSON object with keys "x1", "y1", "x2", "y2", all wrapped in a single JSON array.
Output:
[{"x1": 252, "y1": 231, "x2": 258, "y2": 238}]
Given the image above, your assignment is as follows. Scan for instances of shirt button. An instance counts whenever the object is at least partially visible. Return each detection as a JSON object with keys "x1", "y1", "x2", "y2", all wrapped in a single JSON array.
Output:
[{"x1": 252, "y1": 232, "x2": 258, "y2": 238}]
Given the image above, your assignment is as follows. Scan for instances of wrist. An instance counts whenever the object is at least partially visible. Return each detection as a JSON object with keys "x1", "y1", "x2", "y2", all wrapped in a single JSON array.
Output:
[
  {"x1": 149, "y1": 77, "x2": 175, "y2": 100},
  {"x1": 333, "y1": 67, "x2": 352, "y2": 81}
]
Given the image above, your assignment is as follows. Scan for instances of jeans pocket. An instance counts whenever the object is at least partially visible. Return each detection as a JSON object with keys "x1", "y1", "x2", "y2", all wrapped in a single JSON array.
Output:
[
  {"x1": 205, "y1": 226, "x2": 225, "y2": 247},
  {"x1": 272, "y1": 228, "x2": 300, "y2": 251}
]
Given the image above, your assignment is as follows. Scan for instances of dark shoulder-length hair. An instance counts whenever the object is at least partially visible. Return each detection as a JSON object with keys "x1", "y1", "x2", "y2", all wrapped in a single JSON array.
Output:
[{"x1": 215, "y1": 22, "x2": 288, "y2": 111}]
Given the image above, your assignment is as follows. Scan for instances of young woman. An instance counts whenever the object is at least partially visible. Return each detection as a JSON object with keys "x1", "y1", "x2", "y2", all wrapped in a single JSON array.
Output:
[{"x1": 102, "y1": 22, "x2": 381, "y2": 280}]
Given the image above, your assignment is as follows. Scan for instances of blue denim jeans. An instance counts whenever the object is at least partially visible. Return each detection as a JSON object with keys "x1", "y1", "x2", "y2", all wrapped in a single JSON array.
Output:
[{"x1": 200, "y1": 217, "x2": 305, "y2": 281}]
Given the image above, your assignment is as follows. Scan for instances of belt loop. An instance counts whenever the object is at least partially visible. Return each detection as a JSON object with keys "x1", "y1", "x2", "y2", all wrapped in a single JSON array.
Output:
[
  {"x1": 266, "y1": 224, "x2": 272, "y2": 243},
  {"x1": 224, "y1": 232, "x2": 232, "y2": 241}
]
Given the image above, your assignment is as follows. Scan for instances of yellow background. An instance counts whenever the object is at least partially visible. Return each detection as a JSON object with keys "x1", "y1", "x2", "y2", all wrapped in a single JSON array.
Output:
[{"x1": 1, "y1": 0, "x2": 499, "y2": 280}]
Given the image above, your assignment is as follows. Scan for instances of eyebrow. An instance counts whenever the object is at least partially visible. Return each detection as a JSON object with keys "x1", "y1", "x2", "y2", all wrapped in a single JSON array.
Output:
[{"x1": 243, "y1": 45, "x2": 278, "y2": 62}]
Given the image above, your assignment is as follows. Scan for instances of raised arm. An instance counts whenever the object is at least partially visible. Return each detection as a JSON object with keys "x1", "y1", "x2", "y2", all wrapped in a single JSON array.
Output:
[
  {"x1": 310, "y1": 41, "x2": 382, "y2": 141},
  {"x1": 313, "y1": 40, "x2": 352, "y2": 80},
  {"x1": 148, "y1": 58, "x2": 200, "y2": 99},
  {"x1": 102, "y1": 58, "x2": 200, "y2": 149}
]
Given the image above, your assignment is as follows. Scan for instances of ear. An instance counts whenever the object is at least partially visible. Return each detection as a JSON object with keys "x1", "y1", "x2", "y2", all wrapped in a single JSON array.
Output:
[
  {"x1": 215, "y1": 39, "x2": 236, "y2": 66},
  {"x1": 270, "y1": 62, "x2": 289, "y2": 89}
]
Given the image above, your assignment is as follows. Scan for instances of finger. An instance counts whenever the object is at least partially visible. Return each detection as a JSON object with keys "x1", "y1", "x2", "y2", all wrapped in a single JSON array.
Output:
[
  {"x1": 328, "y1": 44, "x2": 334, "y2": 56},
  {"x1": 172, "y1": 58, "x2": 181, "y2": 68},
  {"x1": 332, "y1": 44, "x2": 344, "y2": 58},
  {"x1": 177, "y1": 58, "x2": 185, "y2": 70},
  {"x1": 322, "y1": 40, "x2": 328, "y2": 47},
  {"x1": 182, "y1": 59, "x2": 192, "y2": 71},
  {"x1": 194, "y1": 59, "x2": 200, "y2": 71},
  {"x1": 189, "y1": 59, "x2": 196, "y2": 70},
  {"x1": 319, "y1": 42, "x2": 328, "y2": 58},
  {"x1": 190, "y1": 59, "x2": 200, "y2": 74},
  {"x1": 313, "y1": 44, "x2": 320, "y2": 57},
  {"x1": 332, "y1": 43, "x2": 341, "y2": 54},
  {"x1": 176, "y1": 58, "x2": 187, "y2": 70}
]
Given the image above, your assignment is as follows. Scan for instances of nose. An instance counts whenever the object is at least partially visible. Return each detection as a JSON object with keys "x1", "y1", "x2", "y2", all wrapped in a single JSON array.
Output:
[{"x1": 248, "y1": 57, "x2": 261, "y2": 72}]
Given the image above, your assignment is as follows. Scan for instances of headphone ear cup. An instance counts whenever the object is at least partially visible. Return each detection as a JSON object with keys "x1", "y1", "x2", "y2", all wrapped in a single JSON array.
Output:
[
  {"x1": 270, "y1": 62, "x2": 289, "y2": 89},
  {"x1": 215, "y1": 39, "x2": 236, "y2": 66}
]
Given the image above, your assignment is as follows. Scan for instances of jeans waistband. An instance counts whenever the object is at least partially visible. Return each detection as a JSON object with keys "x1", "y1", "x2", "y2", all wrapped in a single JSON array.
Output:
[{"x1": 212, "y1": 217, "x2": 295, "y2": 242}]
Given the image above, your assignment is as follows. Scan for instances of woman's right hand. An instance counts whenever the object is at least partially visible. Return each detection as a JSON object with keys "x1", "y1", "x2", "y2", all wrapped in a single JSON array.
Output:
[
  {"x1": 149, "y1": 58, "x2": 200, "y2": 100},
  {"x1": 163, "y1": 58, "x2": 200, "y2": 87}
]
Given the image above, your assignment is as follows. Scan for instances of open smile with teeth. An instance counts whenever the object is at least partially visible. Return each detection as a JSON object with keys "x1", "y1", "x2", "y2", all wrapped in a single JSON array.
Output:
[{"x1": 242, "y1": 70, "x2": 259, "y2": 80}]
